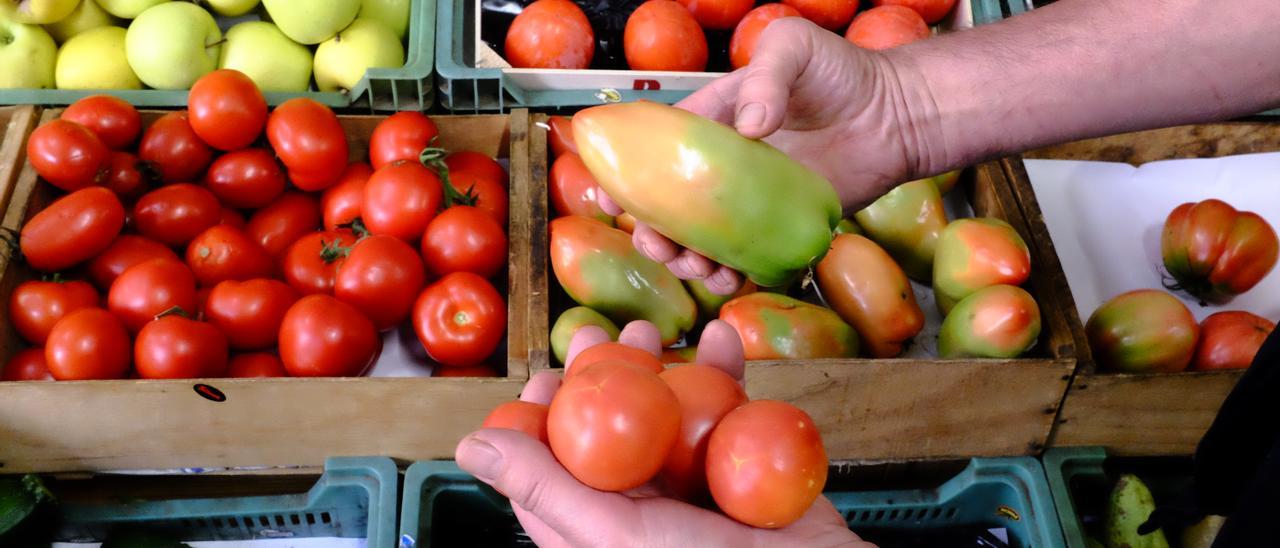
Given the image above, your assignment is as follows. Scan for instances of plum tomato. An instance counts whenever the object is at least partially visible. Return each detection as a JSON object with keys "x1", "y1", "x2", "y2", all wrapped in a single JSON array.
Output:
[
  {"x1": 188, "y1": 69, "x2": 268, "y2": 151},
  {"x1": 228, "y1": 352, "x2": 289, "y2": 378},
  {"x1": 483, "y1": 400, "x2": 550, "y2": 444},
  {"x1": 321, "y1": 162, "x2": 374, "y2": 230},
  {"x1": 133, "y1": 183, "x2": 221, "y2": 247},
  {"x1": 205, "y1": 279, "x2": 300, "y2": 350},
  {"x1": 413, "y1": 272, "x2": 506, "y2": 368},
  {"x1": 45, "y1": 308, "x2": 131, "y2": 380},
  {"x1": 9, "y1": 279, "x2": 99, "y2": 345},
  {"x1": 204, "y1": 148, "x2": 287, "y2": 209},
  {"x1": 279, "y1": 294, "x2": 381, "y2": 377},
  {"x1": 104, "y1": 151, "x2": 148, "y2": 201},
  {"x1": 505, "y1": 0, "x2": 594, "y2": 69},
  {"x1": 549, "y1": 152, "x2": 612, "y2": 224},
  {"x1": 107, "y1": 257, "x2": 199, "y2": 333},
  {"x1": 135, "y1": 314, "x2": 229, "y2": 379},
  {"x1": 185, "y1": 225, "x2": 275, "y2": 287},
  {"x1": 659, "y1": 364, "x2": 747, "y2": 502},
  {"x1": 21, "y1": 187, "x2": 125, "y2": 272},
  {"x1": 61, "y1": 95, "x2": 141, "y2": 150},
  {"x1": 245, "y1": 191, "x2": 322, "y2": 257},
  {"x1": 3, "y1": 348, "x2": 54, "y2": 381},
  {"x1": 266, "y1": 98, "x2": 348, "y2": 191},
  {"x1": 547, "y1": 115, "x2": 577, "y2": 157},
  {"x1": 26, "y1": 119, "x2": 111, "y2": 191},
  {"x1": 87, "y1": 235, "x2": 179, "y2": 290},
  {"x1": 624, "y1": 0, "x2": 708, "y2": 72},
  {"x1": 138, "y1": 111, "x2": 214, "y2": 183}
]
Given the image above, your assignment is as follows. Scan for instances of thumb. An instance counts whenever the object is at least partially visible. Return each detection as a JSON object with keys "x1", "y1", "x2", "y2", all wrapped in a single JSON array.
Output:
[{"x1": 733, "y1": 17, "x2": 813, "y2": 139}]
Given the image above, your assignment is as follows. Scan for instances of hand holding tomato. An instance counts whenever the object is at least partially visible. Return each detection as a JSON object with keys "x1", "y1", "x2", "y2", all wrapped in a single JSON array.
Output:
[{"x1": 455, "y1": 320, "x2": 866, "y2": 547}]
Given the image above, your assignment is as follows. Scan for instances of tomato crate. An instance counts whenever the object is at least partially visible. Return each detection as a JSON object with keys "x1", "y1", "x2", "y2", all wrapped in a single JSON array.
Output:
[
  {"x1": 435, "y1": 0, "x2": 1008, "y2": 112},
  {"x1": 530, "y1": 114, "x2": 1076, "y2": 462},
  {"x1": 0, "y1": 0, "x2": 434, "y2": 112},
  {"x1": 0, "y1": 106, "x2": 39, "y2": 215},
  {"x1": 397, "y1": 457, "x2": 1066, "y2": 547},
  {"x1": 0, "y1": 109, "x2": 548, "y2": 473},
  {"x1": 997, "y1": 123, "x2": 1280, "y2": 456}
]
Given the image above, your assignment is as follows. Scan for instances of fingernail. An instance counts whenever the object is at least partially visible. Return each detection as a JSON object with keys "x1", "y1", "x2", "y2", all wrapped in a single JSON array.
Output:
[
  {"x1": 457, "y1": 437, "x2": 502, "y2": 482},
  {"x1": 736, "y1": 103, "x2": 765, "y2": 132}
]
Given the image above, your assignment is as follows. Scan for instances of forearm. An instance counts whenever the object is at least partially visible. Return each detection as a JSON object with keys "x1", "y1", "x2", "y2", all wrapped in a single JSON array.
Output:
[{"x1": 887, "y1": 0, "x2": 1280, "y2": 174}]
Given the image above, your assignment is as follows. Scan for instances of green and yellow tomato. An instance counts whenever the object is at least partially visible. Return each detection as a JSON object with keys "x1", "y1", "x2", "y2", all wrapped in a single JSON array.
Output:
[
  {"x1": 929, "y1": 170, "x2": 961, "y2": 195},
  {"x1": 719, "y1": 293, "x2": 859, "y2": 361},
  {"x1": 1086, "y1": 289, "x2": 1198, "y2": 373},
  {"x1": 550, "y1": 306, "x2": 621, "y2": 365},
  {"x1": 685, "y1": 278, "x2": 758, "y2": 322},
  {"x1": 1161, "y1": 199, "x2": 1278, "y2": 303},
  {"x1": 933, "y1": 217, "x2": 1032, "y2": 314},
  {"x1": 854, "y1": 178, "x2": 948, "y2": 281},
  {"x1": 816, "y1": 234, "x2": 923, "y2": 358},
  {"x1": 938, "y1": 285, "x2": 1040, "y2": 359},
  {"x1": 833, "y1": 218, "x2": 862, "y2": 236}
]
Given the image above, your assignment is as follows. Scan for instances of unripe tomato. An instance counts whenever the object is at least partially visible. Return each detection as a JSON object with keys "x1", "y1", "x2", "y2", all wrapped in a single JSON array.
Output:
[
  {"x1": 1162, "y1": 199, "x2": 1278, "y2": 304},
  {"x1": 624, "y1": 0, "x2": 708, "y2": 72},
  {"x1": 938, "y1": 285, "x2": 1041, "y2": 359},
  {"x1": 505, "y1": 0, "x2": 594, "y2": 69},
  {"x1": 1192, "y1": 311, "x2": 1275, "y2": 371},
  {"x1": 1086, "y1": 289, "x2": 1199, "y2": 373},
  {"x1": 817, "y1": 234, "x2": 923, "y2": 358}
]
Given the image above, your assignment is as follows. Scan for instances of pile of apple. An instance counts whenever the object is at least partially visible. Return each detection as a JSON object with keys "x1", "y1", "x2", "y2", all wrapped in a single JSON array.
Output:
[{"x1": 0, "y1": 0, "x2": 409, "y2": 94}]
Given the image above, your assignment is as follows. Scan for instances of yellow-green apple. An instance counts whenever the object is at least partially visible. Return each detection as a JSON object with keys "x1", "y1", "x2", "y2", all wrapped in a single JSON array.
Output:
[
  {"x1": 55, "y1": 25, "x2": 139, "y2": 88},
  {"x1": 0, "y1": 14, "x2": 56, "y2": 87},
  {"x1": 262, "y1": 0, "x2": 359, "y2": 45},
  {"x1": 313, "y1": 17, "x2": 402, "y2": 92},
  {"x1": 205, "y1": 0, "x2": 257, "y2": 17},
  {"x1": 43, "y1": 0, "x2": 114, "y2": 42},
  {"x1": 2, "y1": 0, "x2": 79, "y2": 24},
  {"x1": 219, "y1": 20, "x2": 311, "y2": 92},
  {"x1": 125, "y1": 2, "x2": 219, "y2": 89},
  {"x1": 358, "y1": 0, "x2": 408, "y2": 40},
  {"x1": 96, "y1": 0, "x2": 166, "y2": 19}
]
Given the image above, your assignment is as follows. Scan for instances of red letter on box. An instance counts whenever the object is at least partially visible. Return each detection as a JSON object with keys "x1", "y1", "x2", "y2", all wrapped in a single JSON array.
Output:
[{"x1": 633, "y1": 80, "x2": 661, "y2": 91}]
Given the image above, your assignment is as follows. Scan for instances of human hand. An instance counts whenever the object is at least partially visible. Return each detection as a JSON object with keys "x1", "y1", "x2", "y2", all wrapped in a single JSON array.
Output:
[
  {"x1": 599, "y1": 17, "x2": 936, "y2": 295},
  {"x1": 455, "y1": 319, "x2": 873, "y2": 548}
]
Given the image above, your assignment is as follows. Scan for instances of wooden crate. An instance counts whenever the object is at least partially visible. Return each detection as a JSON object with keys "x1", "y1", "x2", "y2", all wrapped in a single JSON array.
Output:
[
  {"x1": 0, "y1": 109, "x2": 547, "y2": 473},
  {"x1": 0, "y1": 105, "x2": 39, "y2": 215},
  {"x1": 999, "y1": 123, "x2": 1280, "y2": 455},
  {"x1": 530, "y1": 114, "x2": 1077, "y2": 461}
]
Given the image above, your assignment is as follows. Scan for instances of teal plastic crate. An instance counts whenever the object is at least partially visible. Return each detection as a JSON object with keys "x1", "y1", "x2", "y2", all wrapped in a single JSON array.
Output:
[
  {"x1": 399, "y1": 457, "x2": 1066, "y2": 547},
  {"x1": 52, "y1": 456, "x2": 398, "y2": 547},
  {"x1": 0, "y1": 0, "x2": 434, "y2": 112},
  {"x1": 437, "y1": 0, "x2": 1010, "y2": 112}
]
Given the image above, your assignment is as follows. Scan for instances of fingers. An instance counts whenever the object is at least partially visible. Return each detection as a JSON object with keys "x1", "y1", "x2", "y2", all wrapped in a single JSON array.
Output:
[
  {"x1": 519, "y1": 371, "x2": 562, "y2": 405},
  {"x1": 703, "y1": 266, "x2": 744, "y2": 295},
  {"x1": 695, "y1": 320, "x2": 746, "y2": 382},
  {"x1": 618, "y1": 321, "x2": 663, "y2": 356},
  {"x1": 733, "y1": 18, "x2": 814, "y2": 139},
  {"x1": 565, "y1": 325, "x2": 612, "y2": 373},
  {"x1": 598, "y1": 190, "x2": 623, "y2": 216},
  {"x1": 633, "y1": 223, "x2": 679, "y2": 264},
  {"x1": 675, "y1": 69, "x2": 746, "y2": 125}
]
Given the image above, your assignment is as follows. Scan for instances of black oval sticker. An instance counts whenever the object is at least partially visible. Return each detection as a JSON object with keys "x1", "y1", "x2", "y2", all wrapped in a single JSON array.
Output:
[{"x1": 193, "y1": 384, "x2": 227, "y2": 402}]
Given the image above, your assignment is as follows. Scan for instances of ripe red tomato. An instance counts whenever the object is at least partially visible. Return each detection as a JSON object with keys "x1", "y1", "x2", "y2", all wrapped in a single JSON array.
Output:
[
  {"x1": 204, "y1": 148, "x2": 286, "y2": 209},
  {"x1": 104, "y1": 151, "x2": 147, "y2": 201},
  {"x1": 1193, "y1": 311, "x2": 1276, "y2": 371},
  {"x1": 567, "y1": 342, "x2": 664, "y2": 378},
  {"x1": 322, "y1": 162, "x2": 374, "y2": 230},
  {"x1": 413, "y1": 272, "x2": 506, "y2": 367},
  {"x1": 9, "y1": 279, "x2": 99, "y2": 345},
  {"x1": 660, "y1": 364, "x2": 747, "y2": 501},
  {"x1": 205, "y1": 279, "x2": 299, "y2": 350},
  {"x1": 21, "y1": 187, "x2": 125, "y2": 272},
  {"x1": 445, "y1": 151, "x2": 507, "y2": 189},
  {"x1": 730, "y1": 4, "x2": 802, "y2": 69},
  {"x1": 678, "y1": 0, "x2": 753, "y2": 30},
  {"x1": 420, "y1": 206, "x2": 507, "y2": 279},
  {"x1": 228, "y1": 352, "x2": 288, "y2": 378},
  {"x1": 133, "y1": 183, "x2": 221, "y2": 247},
  {"x1": 279, "y1": 294, "x2": 380, "y2": 377},
  {"x1": 444, "y1": 154, "x2": 508, "y2": 227},
  {"x1": 369, "y1": 112, "x2": 439, "y2": 170},
  {"x1": 245, "y1": 192, "x2": 321, "y2": 257},
  {"x1": 185, "y1": 225, "x2": 275, "y2": 287},
  {"x1": 505, "y1": 0, "x2": 594, "y2": 69},
  {"x1": 547, "y1": 360, "x2": 680, "y2": 491},
  {"x1": 107, "y1": 258, "x2": 199, "y2": 333},
  {"x1": 846, "y1": 5, "x2": 930, "y2": 50},
  {"x1": 61, "y1": 95, "x2": 141, "y2": 150},
  {"x1": 335, "y1": 235, "x2": 426, "y2": 331},
  {"x1": 266, "y1": 98, "x2": 348, "y2": 191},
  {"x1": 188, "y1": 69, "x2": 268, "y2": 151},
  {"x1": 782, "y1": 0, "x2": 857, "y2": 30},
  {"x1": 706, "y1": 400, "x2": 827, "y2": 529},
  {"x1": 281, "y1": 230, "x2": 357, "y2": 295},
  {"x1": 1162, "y1": 199, "x2": 1279, "y2": 303},
  {"x1": 483, "y1": 401, "x2": 550, "y2": 444},
  {"x1": 3, "y1": 348, "x2": 53, "y2": 381},
  {"x1": 45, "y1": 308, "x2": 131, "y2": 380},
  {"x1": 26, "y1": 119, "x2": 110, "y2": 191},
  {"x1": 138, "y1": 111, "x2": 214, "y2": 183},
  {"x1": 363, "y1": 160, "x2": 443, "y2": 242},
  {"x1": 221, "y1": 207, "x2": 246, "y2": 229},
  {"x1": 87, "y1": 235, "x2": 179, "y2": 289},
  {"x1": 547, "y1": 116, "x2": 576, "y2": 157},
  {"x1": 550, "y1": 153, "x2": 612, "y2": 224},
  {"x1": 434, "y1": 364, "x2": 501, "y2": 377},
  {"x1": 872, "y1": 0, "x2": 956, "y2": 24},
  {"x1": 135, "y1": 315, "x2": 229, "y2": 379},
  {"x1": 624, "y1": 0, "x2": 709, "y2": 72}
]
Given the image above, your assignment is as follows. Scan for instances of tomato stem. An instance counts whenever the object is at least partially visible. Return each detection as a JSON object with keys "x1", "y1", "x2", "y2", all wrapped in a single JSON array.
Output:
[
  {"x1": 420, "y1": 145, "x2": 478, "y2": 210},
  {"x1": 319, "y1": 238, "x2": 351, "y2": 264},
  {"x1": 338, "y1": 217, "x2": 371, "y2": 239},
  {"x1": 154, "y1": 306, "x2": 189, "y2": 320}
]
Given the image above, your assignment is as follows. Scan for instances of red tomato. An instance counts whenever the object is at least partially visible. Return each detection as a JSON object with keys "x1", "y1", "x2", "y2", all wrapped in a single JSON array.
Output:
[
  {"x1": 624, "y1": 0, "x2": 708, "y2": 72},
  {"x1": 138, "y1": 111, "x2": 214, "y2": 183},
  {"x1": 133, "y1": 183, "x2": 221, "y2": 247},
  {"x1": 413, "y1": 272, "x2": 506, "y2": 367},
  {"x1": 9, "y1": 279, "x2": 99, "y2": 345},
  {"x1": 45, "y1": 308, "x2": 131, "y2": 380},
  {"x1": 26, "y1": 119, "x2": 110, "y2": 191},
  {"x1": 782, "y1": 0, "x2": 857, "y2": 30},
  {"x1": 1162, "y1": 199, "x2": 1279, "y2": 303},
  {"x1": 706, "y1": 400, "x2": 827, "y2": 529},
  {"x1": 87, "y1": 235, "x2": 179, "y2": 290},
  {"x1": 221, "y1": 207, "x2": 246, "y2": 229},
  {"x1": 872, "y1": 0, "x2": 956, "y2": 24},
  {"x1": 322, "y1": 162, "x2": 374, "y2": 230},
  {"x1": 185, "y1": 225, "x2": 275, "y2": 287},
  {"x1": 547, "y1": 360, "x2": 680, "y2": 491},
  {"x1": 444, "y1": 154, "x2": 508, "y2": 227},
  {"x1": 335, "y1": 234, "x2": 426, "y2": 331},
  {"x1": 205, "y1": 279, "x2": 298, "y2": 349},
  {"x1": 505, "y1": 0, "x2": 594, "y2": 69},
  {"x1": 21, "y1": 187, "x2": 125, "y2": 272},
  {"x1": 420, "y1": 206, "x2": 507, "y2": 279},
  {"x1": 363, "y1": 160, "x2": 443, "y2": 242},
  {"x1": 846, "y1": 5, "x2": 930, "y2": 50},
  {"x1": 204, "y1": 148, "x2": 286, "y2": 209},
  {"x1": 434, "y1": 364, "x2": 501, "y2": 377},
  {"x1": 678, "y1": 0, "x2": 753, "y2": 30},
  {"x1": 483, "y1": 400, "x2": 550, "y2": 444},
  {"x1": 279, "y1": 294, "x2": 380, "y2": 377},
  {"x1": 266, "y1": 98, "x2": 348, "y2": 191},
  {"x1": 104, "y1": 151, "x2": 147, "y2": 201},
  {"x1": 61, "y1": 95, "x2": 141, "y2": 150},
  {"x1": 547, "y1": 116, "x2": 577, "y2": 157},
  {"x1": 1193, "y1": 311, "x2": 1276, "y2": 371},
  {"x1": 445, "y1": 151, "x2": 507, "y2": 189},
  {"x1": 550, "y1": 153, "x2": 612, "y2": 224},
  {"x1": 369, "y1": 112, "x2": 439, "y2": 169},
  {"x1": 730, "y1": 4, "x2": 802, "y2": 69},
  {"x1": 228, "y1": 352, "x2": 288, "y2": 378},
  {"x1": 245, "y1": 192, "x2": 321, "y2": 257},
  {"x1": 188, "y1": 69, "x2": 268, "y2": 151},
  {"x1": 281, "y1": 230, "x2": 357, "y2": 295},
  {"x1": 659, "y1": 364, "x2": 748, "y2": 501},
  {"x1": 567, "y1": 342, "x2": 664, "y2": 378},
  {"x1": 135, "y1": 315, "x2": 229, "y2": 378},
  {"x1": 107, "y1": 258, "x2": 199, "y2": 333},
  {"x1": 3, "y1": 348, "x2": 53, "y2": 381}
]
